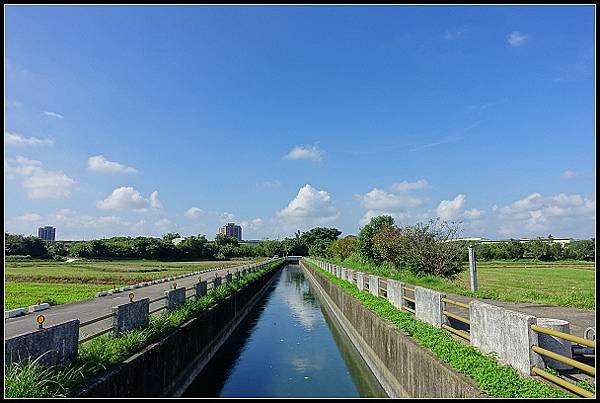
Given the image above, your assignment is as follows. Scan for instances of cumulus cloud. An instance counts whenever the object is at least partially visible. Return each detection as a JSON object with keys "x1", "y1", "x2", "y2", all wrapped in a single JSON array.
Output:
[
  {"x1": 87, "y1": 155, "x2": 138, "y2": 174},
  {"x1": 357, "y1": 187, "x2": 424, "y2": 226},
  {"x1": 43, "y1": 111, "x2": 64, "y2": 119},
  {"x1": 283, "y1": 145, "x2": 323, "y2": 162},
  {"x1": 14, "y1": 213, "x2": 43, "y2": 222},
  {"x1": 276, "y1": 184, "x2": 339, "y2": 227},
  {"x1": 507, "y1": 31, "x2": 528, "y2": 47},
  {"x1": 436, "y1": 194, "x2": 467, "y2": 220},
  {"x1": 492, "y1": 192, "x2": 595, "y2": 237},
  {"x1": 221, "y1": 212, "x2": 235, "y2": 221},
  {"x1": 185, "y1": 207, "x2": 203, "y2": 219},
  {"x1": 391, "y1": 179, "x2": 430, "y2": 192},
  {"x1": 6, "y1": 155, "x2": 75, "y2": 199},
  {"x1": 155, "y1": 218, "x2": 174, "y2": 232},
  {"x1": 6, "y1": 131, "x2": 54, "y2": 146},
  {"x1": 96, "y1": 187, "x2": 162, "y2": 211}
]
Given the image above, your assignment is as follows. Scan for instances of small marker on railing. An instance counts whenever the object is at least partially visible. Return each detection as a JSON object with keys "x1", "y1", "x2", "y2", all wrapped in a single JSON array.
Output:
[
  {"x1": 129, "y1": 292, "x2": 135, "y2": 302},
  {"x1": 36, "y1": 314, "x2": 45, "y2": 330},
  {"x1": 173, "y1": 282, "x2": 177, "y2": 289}
]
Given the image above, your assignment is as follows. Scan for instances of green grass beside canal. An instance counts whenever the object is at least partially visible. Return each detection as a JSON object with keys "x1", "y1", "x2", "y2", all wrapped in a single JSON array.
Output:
[
  {"x1": 324, "y1": 257, "x2": 595, "y2": 309},
  {"x1": 305, "y1": 261, "x2": 573, "y2": 398}
]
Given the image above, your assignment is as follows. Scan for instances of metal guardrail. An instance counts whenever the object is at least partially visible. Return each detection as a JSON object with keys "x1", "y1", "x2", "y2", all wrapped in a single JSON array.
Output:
[
  {"x1": 78, "y1": 327, "x2": 113, "y2": 344},
  {"x1": 531, "y1": 325, "x2": 596, "y2": 348},
  {"x1": 532, "y1": 367, "x2": 594, "y2": 398},
  {"x1": 531, "y1": 346, "x2": 595, "y2": 376},
  {"x1": 79, "y1": 312, "x2": 115, "y2": 328},
  {"x1": 442, "y1": 324, "x2": 471, "y2": 341}
]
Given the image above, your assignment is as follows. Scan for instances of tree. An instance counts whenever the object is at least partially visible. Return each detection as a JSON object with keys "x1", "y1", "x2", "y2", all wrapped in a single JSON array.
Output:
[
  {"x1": 372, "y1": 225, "x2": 403, "y2": 267},
  {"x1": 329, "y1": 235, "x2": 358, "y2": 261},
  {"x1": 357, "y1": 215, "x2": 395, "y2": 264}
]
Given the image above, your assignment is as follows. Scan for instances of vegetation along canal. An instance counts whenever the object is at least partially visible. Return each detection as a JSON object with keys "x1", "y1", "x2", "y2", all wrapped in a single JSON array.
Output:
[{"x1": 182, "y1": 263, "x2": 386, "y2": 397}]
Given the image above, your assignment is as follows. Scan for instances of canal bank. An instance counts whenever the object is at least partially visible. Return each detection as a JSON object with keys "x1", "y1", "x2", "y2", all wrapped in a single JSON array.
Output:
[
  {"x1": 183, "y1": 264, "x2": 386, "y2": 397},
  {"x1": 301, "y1": 260, "x2": 484, "y2": 398}
]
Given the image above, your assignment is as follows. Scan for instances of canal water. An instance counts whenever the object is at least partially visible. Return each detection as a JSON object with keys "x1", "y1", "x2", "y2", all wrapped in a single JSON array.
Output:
[{"x1": 182, "y1": 264, "x2": 386, "y2": 398}]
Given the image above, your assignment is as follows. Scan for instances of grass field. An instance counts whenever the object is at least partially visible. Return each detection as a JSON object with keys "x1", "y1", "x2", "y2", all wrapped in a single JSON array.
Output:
[
  {"x1": 4, "y1": 258, "x2": 260, "y2": 310},
  {"x1": 328, "y1": 258, "x2": 595, "y2": 309}
]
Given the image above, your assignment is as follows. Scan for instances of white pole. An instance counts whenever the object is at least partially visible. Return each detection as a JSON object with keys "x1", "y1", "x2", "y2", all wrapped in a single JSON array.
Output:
[{"x1": 468, "y1": 246, "x2": 478, "y2": 292}]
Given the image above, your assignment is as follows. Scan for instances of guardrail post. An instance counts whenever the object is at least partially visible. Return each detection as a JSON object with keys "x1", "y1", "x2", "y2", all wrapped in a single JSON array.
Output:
[
  {"x1": 470, "y1": 300, "x2": 543, "y2": 375},
  {"x1": 386, "y1": 279, "x2": 405, "y2": 310},
  {"x1": 355, "y1": 272, "x2": 366, "y2": 291},
  {"x1": 369, "y1": 275, "x2": 381, "y2": 297},
  {"x1": 214, "y1": 276, "x2": 222, "y2": 288},
  {"x1": 112, "y1": 298, "x2": 150, "y2": 336},
  {"x1": 225, "y1": 272, "x2": 233, "y2": 284},
  {"x1": 536, "y1": 318, "x2": 573, "y2": 370},
  {"x1": 4, "y1": 319, "x2": 80, "y2": 369},
  {"x1": 346, "y1": 269, "x2": 355, "y2": 283},
  {"x1": 415, "y1": 287, "x2": 446, "y2": 327},
  {"x1": 468, "y1": 246, "x2": 478, "y2": 292},
  {"x1": 195, "y1": 280, "x2": 208, "y2": 298},
  {"x1": 165, "y1": 288, "x2": 186, "y2": 312},
  {"x1": 340, "y1": 267, "x2": 348, "y2": 281}
]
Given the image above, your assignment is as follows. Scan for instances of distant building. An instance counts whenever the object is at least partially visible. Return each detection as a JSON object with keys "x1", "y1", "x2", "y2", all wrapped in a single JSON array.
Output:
[
  {"x1": 219, "y1": 223, "x2": 242, "y2": 241},
  {"x1": 38, "y1": 226, "x2": 56, "y2": 241}
]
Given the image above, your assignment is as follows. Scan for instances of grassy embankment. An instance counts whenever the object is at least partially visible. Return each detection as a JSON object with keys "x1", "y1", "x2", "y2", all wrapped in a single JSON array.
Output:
[
  {"x1": 323, "y1": 256, "x2": 595, "y2": 309},
  {"x1": 5, "y1": 259, "x2": 282, "y2": 398},
  {"x1": 305, "y1": 261, "x2": 573, "y2": 398},
  {"x1": 4, "y1": 258, "x2": 261, "y2": 310}
]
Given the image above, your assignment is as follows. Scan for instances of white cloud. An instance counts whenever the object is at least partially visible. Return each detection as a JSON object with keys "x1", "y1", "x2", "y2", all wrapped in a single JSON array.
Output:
[
  {"x1": 276, "y1": 184, "x2": 339, "y2": 227},
  {"x1": 14, "y1": 213, "x2": 43, "y2": 222},
  {"x1": 493, "y1": 192, "x2": 595, "y2": 237},
  {"x1": 155, "y1": 218, "x2": 174, "y2": 232},
  {"x1": 562, "y1": 170, "x2": 577, "y2": 179},
  {"x1": 6, "y1": 131, "x2": 54, "y2": 146},
  {"x1": 96, "y1": 187, "x2": 162, "y2": 211},
  {"x1": 43, "y1": 111, "x2": 64, "y2": 119},
  {"x1": 436, "y1": 194, "x2": 467, "y2": 220},
  {"x1": 185, "y1": 207, "x2": 203, "y2": 219},
  {"x1": 260, "y1": 180, "x2": 281, "y2": 188},
  {"x1": 391, "y1": 179, "x2": 430, "y2": 192},
  {"x1": 283, "y1": 145, "x2": 323, "y2": 162},
  {"x1": 6, "y1": 155, "x2": 75, "y2": 199},
  {"x1": 87, "y1": 155, "x2": 138, "y2": 174},
  {"x1": 507, "y1": 31, "x2": 528, "y2": 47},
  {"x1": 463, "y1": 208, "x2": 484, "y2": 220},
  {"x1": 221, "y1": 212, "x2": 235, "y2": 222}
]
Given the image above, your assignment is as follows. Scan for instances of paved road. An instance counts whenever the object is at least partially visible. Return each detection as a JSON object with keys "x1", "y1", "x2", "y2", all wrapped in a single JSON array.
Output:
[{"x1": 5, "y1": 260, "x2": 273, "y2": 340}]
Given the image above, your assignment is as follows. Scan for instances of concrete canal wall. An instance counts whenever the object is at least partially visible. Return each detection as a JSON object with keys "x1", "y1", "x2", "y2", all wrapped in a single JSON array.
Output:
[
  {"x1": 301, "y1": 260, "x2": 484, "y2": 398},
  {"x1": 72, "y1": 263, "x2": 283, "y2": 398}
]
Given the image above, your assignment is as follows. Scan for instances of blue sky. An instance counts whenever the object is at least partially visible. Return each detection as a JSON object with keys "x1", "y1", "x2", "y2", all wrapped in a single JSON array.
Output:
[{"x1": 5, "y1": 5, "x2": 595, "y2": 240}]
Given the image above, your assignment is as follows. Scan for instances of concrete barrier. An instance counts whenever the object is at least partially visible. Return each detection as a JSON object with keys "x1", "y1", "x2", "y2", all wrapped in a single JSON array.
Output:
[
  {"x1": 536, "y1": 318, "x2": 573, "y2": 370},
  {"x1": 470, "y1": 301, "x2": 543, "y2": 375},
  {"x1": 5, "y1": 319, "x2": 80, "y2": 368},
  {"x1": 195, "y1": 281, "x2": 208, "y2": 298},
  {"x1": 415, "y1": 287, "x2": 445, "y2": 327},
  {"x1": 27, "y1": 303, "x2": 50, "y2": 313},
  {"x1": 369, "y1": 276, "x2": 382, "y2": 297},
  {"x1": 213, "y1": 276, "x2": 222, "y2": 288},
  {"x1": 112, "y1": 298, "x2": 150, "y2": 336},
  {"x1": 386, "y1": 280, "x2": 405, "y2": 310},
  {"x1": 341, "y1": 267, "x2": 348, "y2": 281},
  {"x1": 346, "y1": 269, "x2": 355, "y2": 283},
  {"x1": 165, "y1": 288, "x2": 186, "y2": 312},
  {"x1": 225, "y1": 273, "x2": 233, "y2": 283},
  {"x1": 356, "y1": 272, "x2": 366, "y2": 291}
]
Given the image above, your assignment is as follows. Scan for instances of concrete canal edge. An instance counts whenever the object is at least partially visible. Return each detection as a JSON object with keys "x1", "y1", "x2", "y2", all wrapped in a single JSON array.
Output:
[
  {"x1": 300, "y1": 260, "x2": 485, "y2": 398},
  {"x1": 71, "y1": 263, "x2": 284, "y2": 398}
]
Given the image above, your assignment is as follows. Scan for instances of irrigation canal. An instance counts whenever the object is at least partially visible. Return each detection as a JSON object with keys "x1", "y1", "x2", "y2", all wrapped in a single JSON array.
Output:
[{"x1": 182, "y1": 263, "x2": 387, "y2": 397}]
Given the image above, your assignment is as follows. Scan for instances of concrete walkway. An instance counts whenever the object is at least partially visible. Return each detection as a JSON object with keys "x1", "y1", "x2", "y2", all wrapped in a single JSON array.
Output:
[{"x1": 4, "y1": 263, "x2": 258, "y2": 340}]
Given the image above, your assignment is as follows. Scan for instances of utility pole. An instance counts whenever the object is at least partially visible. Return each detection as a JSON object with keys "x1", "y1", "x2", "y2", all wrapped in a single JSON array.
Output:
[{"x1": 468, "y1": 245, "x2": 478, "y2": 292}]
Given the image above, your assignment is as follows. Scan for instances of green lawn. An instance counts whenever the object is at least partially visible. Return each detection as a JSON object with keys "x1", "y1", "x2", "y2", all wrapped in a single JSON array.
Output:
[
  {"x1": 326, "y1": 257, "x2": 595, "y2": 309},
  {"x1": 4, "y1": 258, "x2": 260, "y2": 310}
]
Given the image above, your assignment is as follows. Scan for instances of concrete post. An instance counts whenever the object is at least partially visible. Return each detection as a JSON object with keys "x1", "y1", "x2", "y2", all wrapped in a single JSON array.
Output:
[
  {"x1": 226, "y1": 273, "x2": 233, "y2": 284},
  {"x1": 213, "y1": 276, "x2": 222, "y2": 288},
  {"x1": 112, "y1": 298, "x2": 150, "y2": 336},
  {"x1": 369, "y1": 275, "x2": 381, "y2": 297},
  {"x1": 386, "y1": 280, "x2": 405, "y2": 310},
  {"x1": 536, "y1": 318, "x2": 573, "y2": 370},
  {"x1": 468, "y1": 246, "x2": 478, "y2": 292},
  {"x1": 355, "y1": 272, "x2": 366, "y2": 291},
  {"x1": 470, "y1": 301, "x2": 543, "y2": 375},
  {"x1": 4, "y1": 319, "x2": 80, "y2": 368},
  {"x1": 346, "y1": 269, "x2": 355, "y2": 283},
  {"x1": 414, "y1": 287, "x2": 445, "y2": 327},
  {"x1": 165, "y1": 288, "x2": 186, "y2": 311},
  {"x1": 340, "y1": 267, "x2": 348, "y2": 281},
  {"x1": 195, "y1": 281, "x2": 208, "y2": 298}
]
